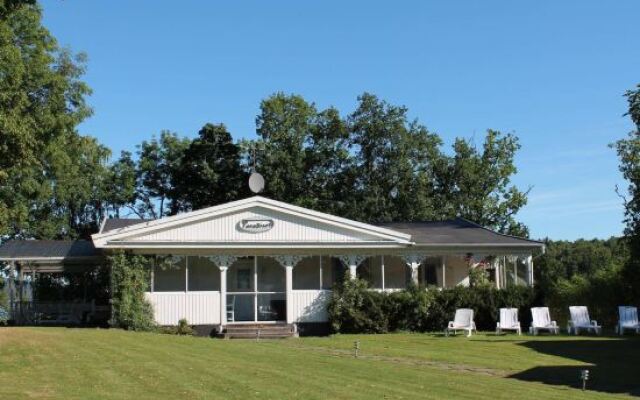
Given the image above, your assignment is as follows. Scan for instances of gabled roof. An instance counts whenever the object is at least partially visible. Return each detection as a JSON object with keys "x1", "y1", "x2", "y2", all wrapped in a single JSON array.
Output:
[
  {"x1": 0, "y1": 240, "x2": 99, "y2": 261},
  {"x1": 92, "y1": 196, "x2": 413, "y2": 249},
  {"x1": 94, "y1": 197, "x2": 542, "y2": 252},
  {"x1": 375, "y1": 218, "x2": 543, "y2": 248}
]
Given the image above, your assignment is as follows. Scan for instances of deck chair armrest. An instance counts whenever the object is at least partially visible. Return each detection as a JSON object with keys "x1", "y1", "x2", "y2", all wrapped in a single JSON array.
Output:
[
  {"x1": 551, "y1": 321, "x2": 557, "y2": 327},
  {"x1": 448, "y1": 321, "x2": 454, "y2": 328},
  {"x1": 591, "y1": 320, "x2": 598, "y2": 326}
]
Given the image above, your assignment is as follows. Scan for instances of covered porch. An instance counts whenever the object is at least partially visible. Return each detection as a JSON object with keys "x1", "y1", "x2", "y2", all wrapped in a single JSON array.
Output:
[
  {"x1": 144, "y1": 251, "x2": 535, "y2": 327},
  {"x1": 0, "y1": 240, "x2": 109, "y2": 325}
]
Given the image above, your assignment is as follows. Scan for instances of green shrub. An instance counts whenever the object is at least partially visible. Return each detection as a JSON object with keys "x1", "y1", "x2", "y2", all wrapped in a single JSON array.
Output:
[
  {"x1": 327, "y1": 276, "x2": 388, "y2": 333},
  {"x1": 327, "y1": 280, "x2": 537, "y2": 334},
  {"x1": 161, "y1": 318, "x2": 195, "y2": 335},
  {"x1": 386, "y1": 284, "x2": 435, "y2": 332},
  {"x1": 176, "y1": 318, "x2": 194, "y2": 335},
  {"x1": 546, "y1": 267, "x2": 624, "y2": 327},
  {"x1": 108, "y1": 251, "x2": 156, "y2": 331}
]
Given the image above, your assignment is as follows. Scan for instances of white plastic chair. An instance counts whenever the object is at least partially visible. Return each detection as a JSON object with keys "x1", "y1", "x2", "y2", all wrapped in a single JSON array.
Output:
[
  {"x1": 496, "y1": 308, "x2": 521, "y2": 335},
  {"x1": 529, "y1": 307, "x2": 559, "y2": 335},
  {"x1": 226, "y1": 295, "x2": 235, "y2": 323},
  {"x1": 568, "y1": 306, "x2": 601, "y2": 335},
  {"x1": 617, "y1": 306, "x2": 640, "y2": 335},
  {"x1": 446, "y1": 308, "x2": 476, "y2": 337}
]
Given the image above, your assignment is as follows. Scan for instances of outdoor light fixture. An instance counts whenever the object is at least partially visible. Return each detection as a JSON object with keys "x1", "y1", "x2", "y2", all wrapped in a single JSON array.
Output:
[{"x1": 580, "y1": 369, "x2": 590, "y2": 391}]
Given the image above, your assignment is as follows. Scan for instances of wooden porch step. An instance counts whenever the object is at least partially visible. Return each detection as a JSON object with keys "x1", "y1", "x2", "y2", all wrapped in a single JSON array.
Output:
[{"x1": 223, "y1": 323, "x2": 297, "y2": 339}]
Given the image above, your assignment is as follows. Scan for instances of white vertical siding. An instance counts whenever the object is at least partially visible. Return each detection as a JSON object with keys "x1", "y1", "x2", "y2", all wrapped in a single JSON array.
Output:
[
  {"x1": 145, "y1": 292, "x2": 220, "y2": 325},
  {"x1": 129, "y1": 207, "x2": 381, "y2": 243},
  {"x1": 290, "y1": 290, "x2": 331, "y2": 322}
]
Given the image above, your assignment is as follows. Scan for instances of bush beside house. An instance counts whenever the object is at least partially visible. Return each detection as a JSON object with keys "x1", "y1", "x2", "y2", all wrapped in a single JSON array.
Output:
[
  {"x1": 108, "y1": 252, "x2": 156, "y2": 331},
  {"x1": 328, "y1": 278, "x2": 539, "y2": 334}
]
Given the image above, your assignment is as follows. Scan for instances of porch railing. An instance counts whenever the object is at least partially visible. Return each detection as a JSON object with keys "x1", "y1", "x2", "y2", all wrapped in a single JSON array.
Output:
[{"x1": 9, "y1": 300, "x2": 99, "y2": 325}]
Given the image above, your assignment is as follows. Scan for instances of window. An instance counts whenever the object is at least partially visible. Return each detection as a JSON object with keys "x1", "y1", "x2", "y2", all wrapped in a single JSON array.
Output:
[
  {"x1": 421, "y1": 257, "x2": 439, "y2": 287},
  {"x1": 293, "y1": 256, "x2": 321, "y2": 290},
  {"x1": 357, "y1": 256, "x2": 383, "y2": 289},
  {"x1": 516, "y1": 257, "x2": 530, "y2": 286},
  {"x1": 257, "y1": 256, "x2": 285, "y2": 292},
  {"x1": 322, "y1": 257, "x2": 345, "y2": 289},
  {"x1": 187, "y1": 256, "x2": 220, "y2": 291},
  {"x1": 384, "y1": 256, "x2": 408, "y2": 289},
  {"x1": 227, "y1": 257, "x2": 254, "y2": 292},
  {"x1": 153, "y1": 257, "x2": 186, "y2": 292}
]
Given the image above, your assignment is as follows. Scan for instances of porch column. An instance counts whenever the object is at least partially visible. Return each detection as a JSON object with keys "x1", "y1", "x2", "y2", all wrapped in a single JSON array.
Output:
[
  {"x1": 506, "y1": 255, "x2": 518, "y2": 287},
  {"x1": 208, "y1": 255, "x2": 238, "y2": 328},
  {"x1": 285, "y1": 265, "x2": 294, "y2": 323},
  {"x1": 219, "y1": 266, "x2": 228, "y2": 326},
  {"x1": 8, "y1": 261, "x2": 15, "y2": 320},
  {"x1": 338, "y1": 255, "x2": 367, "y2": 280},
  {"x1": 402, "y1": 254, "x2": 424, "y2": 286},
  {"x1": 274, "y1": 255, "x2": 305, "y2": 325},
  {"x1": 494, "y1": 257, "x2": 500, "y2": 289},
  {"x1": 441, "y1": 256, "x2": 446, "y2": 289},
  {"x1": 526, "y1": 255, "x2": 534, "y2": 286}
]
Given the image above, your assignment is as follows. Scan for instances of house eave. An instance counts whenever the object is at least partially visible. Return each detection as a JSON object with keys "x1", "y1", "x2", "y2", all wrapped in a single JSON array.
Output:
[{"x1": 99, "y1": 240, "x2": 413, "y2": 250}]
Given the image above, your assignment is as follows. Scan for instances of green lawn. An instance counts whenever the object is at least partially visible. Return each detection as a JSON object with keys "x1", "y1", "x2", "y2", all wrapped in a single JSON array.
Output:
[{"x1": 0, "y1": 328, "x2": 638, "y2": 399}]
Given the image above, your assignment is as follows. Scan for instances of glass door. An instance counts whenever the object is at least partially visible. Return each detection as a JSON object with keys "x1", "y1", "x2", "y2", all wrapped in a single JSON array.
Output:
[
  {"x1": 226, "y1": 256, "x2": 286, "y2": 323},
  {"x1": 226, "y1": 257, "x2": 255, "y2": 322}
]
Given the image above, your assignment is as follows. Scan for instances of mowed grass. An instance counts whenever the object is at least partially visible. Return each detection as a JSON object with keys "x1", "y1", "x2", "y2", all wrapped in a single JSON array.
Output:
[{"x1": 0, "y1": 328, "x2": 638, "y2": 399}]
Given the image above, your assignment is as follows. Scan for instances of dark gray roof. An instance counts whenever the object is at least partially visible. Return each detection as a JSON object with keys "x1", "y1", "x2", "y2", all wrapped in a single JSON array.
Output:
[
  {"x1": 0, "y1": 240, "x2": 99, "y2": 260},
  {"x1": 100, "y1": 216, "x2": 542, "y2": 248},
  {"x1": 101, "y1": 218, "x2": 151, "y2": 233},
  {"x1": 375, "y1": 218, "x2": 543, "y2": 247}
]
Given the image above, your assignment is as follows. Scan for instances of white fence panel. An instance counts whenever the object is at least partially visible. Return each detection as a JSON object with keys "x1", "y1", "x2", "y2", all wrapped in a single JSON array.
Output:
[
  {"x1": 145, "y1": 292, "x2": 220, "y2": 326},
  {"x1": 290, "y1": 290, "x2": 331, "y2": 323}
]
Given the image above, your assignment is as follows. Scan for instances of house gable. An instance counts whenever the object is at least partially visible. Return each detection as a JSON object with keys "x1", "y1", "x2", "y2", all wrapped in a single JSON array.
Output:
[{"x1": 92, "y1": 196, "x2": 412, "y2": 249}]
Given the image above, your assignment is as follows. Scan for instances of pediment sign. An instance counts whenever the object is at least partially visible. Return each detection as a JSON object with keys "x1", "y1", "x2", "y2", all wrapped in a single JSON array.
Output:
[{"x1": 237, "y1": 218, "x2": 274, "y2": 233}]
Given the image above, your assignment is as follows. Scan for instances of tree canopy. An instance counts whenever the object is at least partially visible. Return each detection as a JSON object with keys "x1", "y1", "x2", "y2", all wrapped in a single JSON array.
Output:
[
  {"x1": 0, "y1": 0, "x2": 112, "y2": 239},
  {"x1": 0, "y1": 1, "x2": 533, "y2": 240},
  {"x1": 613, "y1": 83, "x2": 640, "y2": 299}
]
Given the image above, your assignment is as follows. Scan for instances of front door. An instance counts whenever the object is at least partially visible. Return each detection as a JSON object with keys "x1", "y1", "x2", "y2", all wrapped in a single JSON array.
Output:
[{"x1": 226, "y1": 256, "x2": 286, "y2": 322}]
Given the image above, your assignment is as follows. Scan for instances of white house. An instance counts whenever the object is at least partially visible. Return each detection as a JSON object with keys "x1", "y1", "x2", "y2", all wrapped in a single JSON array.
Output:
[{"x1": 1, "y1": 196, "x2": 544, "y2": 336}]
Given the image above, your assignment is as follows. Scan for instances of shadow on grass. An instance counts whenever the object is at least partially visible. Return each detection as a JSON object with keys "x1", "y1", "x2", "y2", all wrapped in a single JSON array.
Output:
[{"x1": 511, "y1": 338, "x2": 640, "y2": 396}]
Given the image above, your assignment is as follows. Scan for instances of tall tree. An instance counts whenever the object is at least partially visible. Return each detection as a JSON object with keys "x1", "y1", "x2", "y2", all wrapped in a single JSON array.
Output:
[
  {"x1": 107, "y1": 151, "x2": 137, "y2": 219},
  {"x1": 0, "y1": 1, "x2": 95, "y2": 238},
  {"x1": 134, "y1": 131, "x2": 190, "y2": 219},
  {"x1": 45, "y1": 135, "x2": 112, "y2": 238},
  {"x1": 300, "y1": 107, "x2": 351, "y2": 215},
  {"x1": 255, "y1": 93, "x2": 316, "y2": 203},
  {"x1": 435, "y1": 130, "x2": 529, "y2": 236},
  {"x1": 346, "y1": 93, "x2": 443, "y2": 223},
  {"x1": 613, "y1": 83, "x2": 640, "y2": 299},
  {"x1": 173, "y1": 123, "x2": 247, "y2": 211}
]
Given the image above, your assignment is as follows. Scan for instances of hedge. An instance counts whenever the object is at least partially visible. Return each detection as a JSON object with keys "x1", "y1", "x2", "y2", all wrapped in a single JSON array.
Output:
[{"x1": 328, "y1": 278, "x2": 539, "y2": 333}]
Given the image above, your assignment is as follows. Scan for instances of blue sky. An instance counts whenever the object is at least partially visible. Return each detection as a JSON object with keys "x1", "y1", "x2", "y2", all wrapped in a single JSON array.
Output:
[{"x1": 40, "y1": 0, "x2": 639, "y2": 240}]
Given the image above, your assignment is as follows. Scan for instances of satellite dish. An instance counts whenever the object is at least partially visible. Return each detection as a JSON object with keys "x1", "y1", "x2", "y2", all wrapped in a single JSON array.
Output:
[{"x1": 248, "y1": 172, "x2": 265, "y2": 193}]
